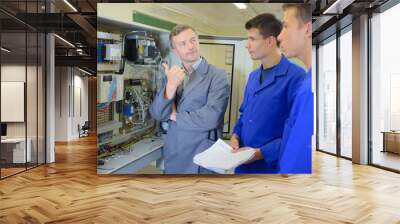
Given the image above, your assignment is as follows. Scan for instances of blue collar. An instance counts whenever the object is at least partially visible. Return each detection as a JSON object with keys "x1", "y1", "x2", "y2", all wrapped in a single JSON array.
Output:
[
  {"x1": 254, "y1": 55, "x2": 290, "y2": 92},
  {"x1": 259, "y1": 54, "x2": 290, "y2": 77}
]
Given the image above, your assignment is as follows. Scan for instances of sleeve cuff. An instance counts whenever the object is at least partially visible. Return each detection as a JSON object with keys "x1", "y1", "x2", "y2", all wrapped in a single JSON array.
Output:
[{"x1": 259, "y1": 140, "x2": 281, "y2": 164}]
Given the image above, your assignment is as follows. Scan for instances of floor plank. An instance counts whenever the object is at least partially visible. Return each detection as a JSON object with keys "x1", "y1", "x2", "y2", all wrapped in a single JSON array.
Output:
[{"x1": 1, "y1": 135, "x2": 400, "y2": 223}]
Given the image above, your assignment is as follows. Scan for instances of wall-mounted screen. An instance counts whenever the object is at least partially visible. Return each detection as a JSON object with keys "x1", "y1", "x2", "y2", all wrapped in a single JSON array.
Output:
[{"x1": 1, "y1": 82, "x2": 25, "y2": 122}]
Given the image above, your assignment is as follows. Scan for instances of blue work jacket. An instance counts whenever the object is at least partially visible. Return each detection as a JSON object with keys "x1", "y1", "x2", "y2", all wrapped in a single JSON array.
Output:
[
  {"x1": 233, "y1": 55, "x2": 306, "y2": 174},
  {"x1": 279, "y1": 69, "x2": 313, "y2": 174}
]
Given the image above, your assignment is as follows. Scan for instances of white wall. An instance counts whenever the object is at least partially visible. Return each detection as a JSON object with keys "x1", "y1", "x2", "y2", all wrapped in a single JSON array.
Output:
[
  {"x1": 1, "y1": 64, "x2": 46, "y2": 164},
  {"x1": 54, "y1": 67, "x2": 89, "y2": 141},
  {"x1": 1, "y1": 65, "x2": 26, "y2": 139},
  {"x1": 55, "y1": 66, "x2": 69, "y2": 141},
  {"x1": 1, "y1": 65, "x2": 26, "y2": 82},
  {"x1": 72, "y1": 73, "x2": 89, "y2": 138}
]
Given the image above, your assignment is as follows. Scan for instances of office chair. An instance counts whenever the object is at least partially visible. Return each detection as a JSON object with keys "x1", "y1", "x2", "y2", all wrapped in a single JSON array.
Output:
[{"x1": 78, "y1": 121, "x2": 90, "y2": 138}]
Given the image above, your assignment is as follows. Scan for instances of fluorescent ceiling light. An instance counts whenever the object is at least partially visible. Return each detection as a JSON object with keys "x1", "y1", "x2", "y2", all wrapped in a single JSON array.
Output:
[
  {"x1": 63, "y1": 0, "x2": 78, "y2": 12},
  {"x1": 78, "y1": 67, "x2": 93, "y2": 76},
  {"x1": 233, "y1": 3, "x2": 247, "y2": 10},
  {"x1": 322, "y1": 0, "x2": 354, "y2": 14},
  {"x1": 54, "y1": 34, "x2": 75, "y2": 48},
  {"x1": 1, "y1": 47, "x2": 11, "y2": 53}
]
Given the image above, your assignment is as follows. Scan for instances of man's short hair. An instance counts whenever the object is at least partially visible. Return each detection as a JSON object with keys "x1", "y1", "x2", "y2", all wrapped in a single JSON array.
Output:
[
  {"x1": 245, "y1": 13, "x2": 282, "y2": 39},
  {"x1": 169, "y1": 24, "x2": 196, "y2": 49},
  {"x1": 282, "y1": 4, "x2": 312, "y2": 24}
]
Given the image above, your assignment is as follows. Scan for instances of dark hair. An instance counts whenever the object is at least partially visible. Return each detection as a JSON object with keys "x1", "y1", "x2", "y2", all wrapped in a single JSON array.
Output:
[
  {"x1": 245, "y1": 13, "x2": 282, "y2": 39},
  {"x1": 169, "y1": 24, "x2": 197, "y2": 49},
  {"x1": 282, "y1": 4, "x2": 312, "y2": 24}
]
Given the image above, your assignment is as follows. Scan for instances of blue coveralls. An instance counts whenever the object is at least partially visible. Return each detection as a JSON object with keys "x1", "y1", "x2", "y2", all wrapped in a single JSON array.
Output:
[
  {"x1": 233, "y1": 55, "x2": 306, "y2": 174},
  {"x1": 279, "y1": 69, "x2": 313, "y2": 174}
]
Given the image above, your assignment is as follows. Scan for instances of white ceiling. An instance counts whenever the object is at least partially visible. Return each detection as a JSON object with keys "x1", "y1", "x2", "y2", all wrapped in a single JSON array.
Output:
[{"x1": 160, "y1": 3, "x2": 284, "y2": 29}]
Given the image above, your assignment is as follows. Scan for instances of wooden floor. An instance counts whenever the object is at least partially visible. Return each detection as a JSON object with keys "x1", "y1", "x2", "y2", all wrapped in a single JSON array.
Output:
[
  {"x1": 1, "y1": 167, "x2": 26, "y2": 178},
  {"x1": 372, "y1": 150, "x2": 400, "y2": 171},
  {"x1": 1, "y1": 136, "x2": 400, "y2": 223}
]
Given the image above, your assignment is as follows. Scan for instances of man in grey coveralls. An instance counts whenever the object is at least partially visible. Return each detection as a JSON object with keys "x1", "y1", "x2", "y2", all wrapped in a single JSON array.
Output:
[{"x1": 150, "y1": 24, "x2": 230, "y2": 174}]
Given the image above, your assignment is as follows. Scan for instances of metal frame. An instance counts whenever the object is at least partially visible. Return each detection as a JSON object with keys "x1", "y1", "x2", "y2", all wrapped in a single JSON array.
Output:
[
  {"x1": 25, "y1": 2, "x2": 28, "y2": 171},
  {"x1": 336, "y1": 22, "x2": 341, "y2": 157},
  {"x1": 315, "y1": 22, "x2": 353, "y2": 162},
  {"x1": 315, "y1": 44, "x2": 319, "y2": 151},
  {"x1": 0, "y1": 0, "x2": 47, "y2": 180},
  {"x1": 315, "y1": 32, "x2": 338, "y2": 156},
  {"x1": 36, "y1": 2, "x2": 39, "y2": 169},
  {"x1": 367, "y1": 10, "x2": 373, "y2": 166}
]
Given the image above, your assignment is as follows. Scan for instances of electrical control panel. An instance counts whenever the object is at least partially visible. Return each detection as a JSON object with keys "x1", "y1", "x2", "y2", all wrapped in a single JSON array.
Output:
[
  {"x1": 97, "y1": 30, "x2": 162, "y2": 168},
  {"x1": 125, "y1": 34, "x2": 158, "y2": 64}
]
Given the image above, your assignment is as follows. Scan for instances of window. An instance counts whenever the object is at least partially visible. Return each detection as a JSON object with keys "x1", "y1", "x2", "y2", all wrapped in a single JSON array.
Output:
[
  {"x1": 317, "y1": 36, "x2": 337, "y2": 154},
  {"x1": 370, "y1": 2, "x2": 400, "y2": 171},
  {"x1": 339, "y1": 28, "x2": 352, "y2": 158}
]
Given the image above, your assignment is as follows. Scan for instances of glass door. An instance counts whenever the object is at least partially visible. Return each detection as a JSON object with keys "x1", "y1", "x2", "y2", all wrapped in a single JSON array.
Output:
[{"x1": 317, "y1": 36, "x2": 337, "y2": 155}]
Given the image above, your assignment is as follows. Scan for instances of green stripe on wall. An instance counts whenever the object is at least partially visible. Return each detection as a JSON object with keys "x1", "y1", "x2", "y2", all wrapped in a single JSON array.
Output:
[{"x1": 132, "y1": 11, "x2": 176, "y2": 31}]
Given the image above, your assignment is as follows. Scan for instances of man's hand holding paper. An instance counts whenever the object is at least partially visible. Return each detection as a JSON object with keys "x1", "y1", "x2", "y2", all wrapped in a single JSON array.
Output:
[
  {"x1": 193, "y1": 139, "x2": 256, "y2": 173},
  {"x1": 232, "y1": 147, "x2": 264, "y2": 164}
]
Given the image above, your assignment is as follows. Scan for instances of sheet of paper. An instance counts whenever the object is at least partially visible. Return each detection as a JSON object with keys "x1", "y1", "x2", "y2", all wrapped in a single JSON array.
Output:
[{"x1": 193, "y1": 139, "x2": 256, "y2": 173}]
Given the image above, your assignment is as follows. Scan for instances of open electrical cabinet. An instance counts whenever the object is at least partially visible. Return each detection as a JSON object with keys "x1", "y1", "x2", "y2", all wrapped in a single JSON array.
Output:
[{"x1": 96, "y1": 17, "x2": 167, "y2": 174}]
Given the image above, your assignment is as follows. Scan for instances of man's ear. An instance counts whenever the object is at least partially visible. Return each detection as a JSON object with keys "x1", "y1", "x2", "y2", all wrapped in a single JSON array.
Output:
[
  {"x1": 305, "y1": 21, "x2": 312, "y2": 39},
  {"x1": 264, "y1": 37, "x2": 272, "y2": 47},
  {"x1": 269, "y1": 36, "x2": 277, "y2": 48}
]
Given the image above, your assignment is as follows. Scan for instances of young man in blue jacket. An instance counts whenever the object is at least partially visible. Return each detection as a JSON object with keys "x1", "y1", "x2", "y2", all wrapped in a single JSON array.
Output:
[
  {"x1": 277, "y1": 4, "x2": 313, "y2": 174},
  {"x1": 230, "y1": 13, "x2": 306, "y2": 174}
]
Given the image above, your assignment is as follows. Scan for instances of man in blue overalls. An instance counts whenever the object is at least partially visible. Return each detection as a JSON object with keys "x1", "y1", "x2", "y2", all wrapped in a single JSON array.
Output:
[
  {"x1": 230, "y1": 13, "x2": 306, "y2": 173},
  {"x1": 277, "y1": 4, "x2": 313, "y2": 174}
]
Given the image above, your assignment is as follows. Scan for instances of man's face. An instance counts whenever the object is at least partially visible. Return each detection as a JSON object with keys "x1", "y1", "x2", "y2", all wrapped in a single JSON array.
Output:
[
  {"x1": 245, "y1": 28, "x2": 270, "y2": 60},
  {"x1": 278, "y1": 8, "x2": 310, "y2": 58},
  {"x1": 172, "y1": 29, "x2": 200, "y2": 64}
]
